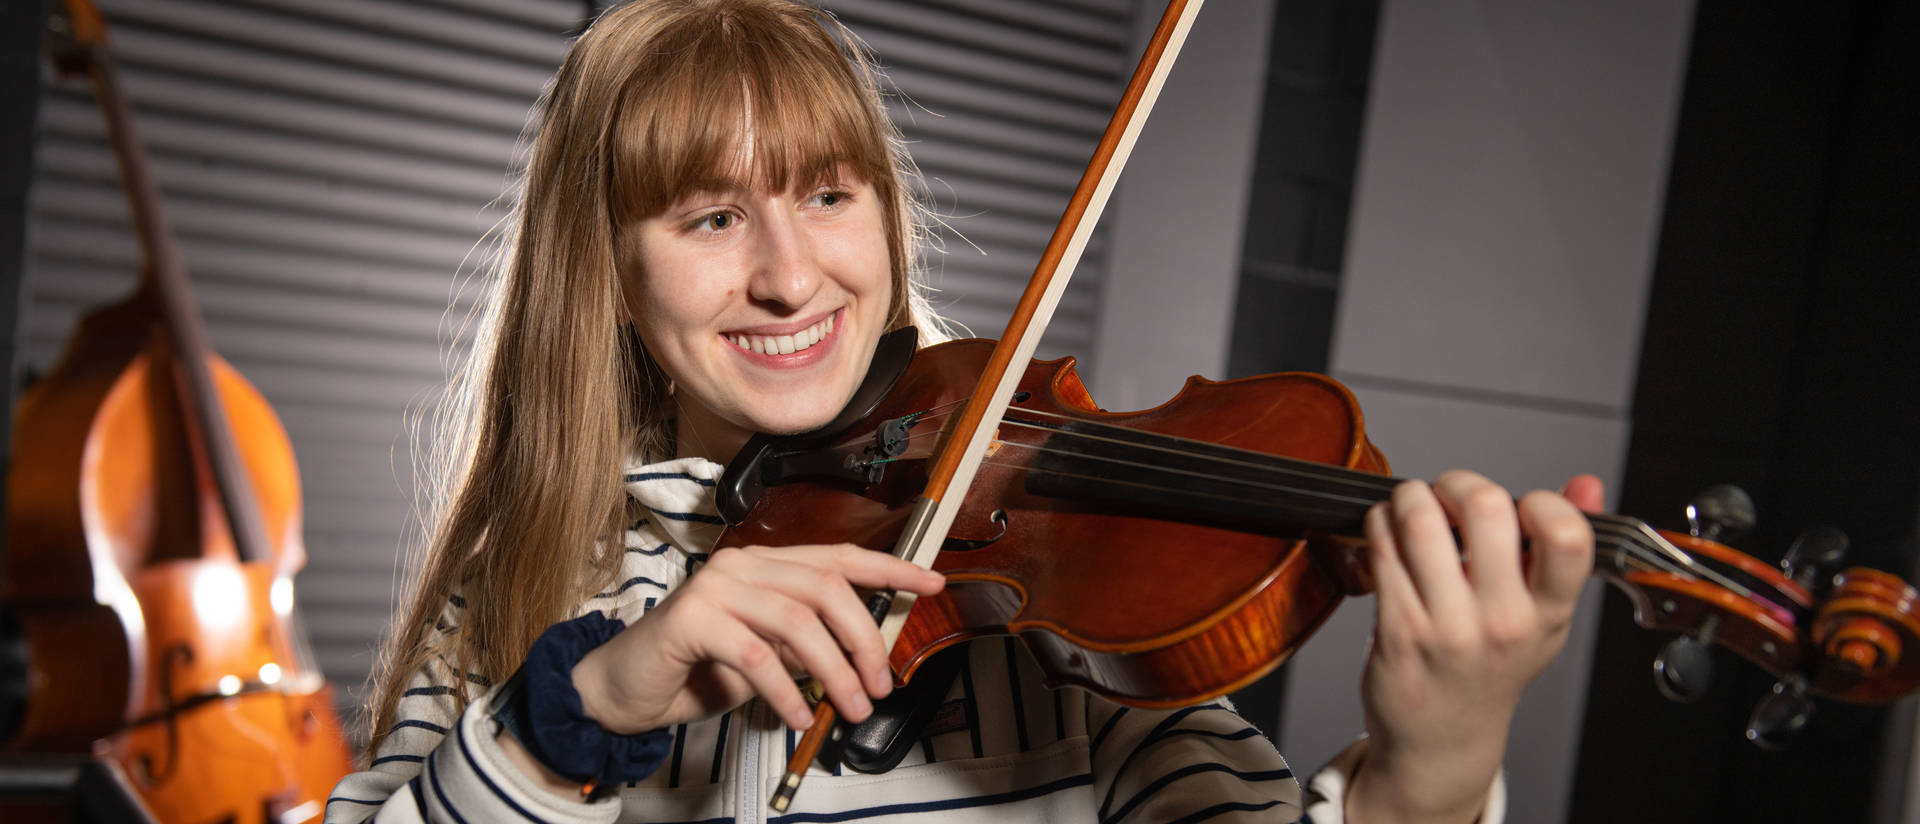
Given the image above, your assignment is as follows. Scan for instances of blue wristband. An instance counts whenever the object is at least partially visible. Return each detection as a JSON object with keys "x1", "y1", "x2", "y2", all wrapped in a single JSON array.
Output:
[{"x1": 491, "y1": 612, "x2": 672, "y2": 792}]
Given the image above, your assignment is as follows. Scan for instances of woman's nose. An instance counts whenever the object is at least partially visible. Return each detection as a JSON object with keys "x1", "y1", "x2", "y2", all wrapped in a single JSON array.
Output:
[{"x1": 747, "y1": 211, "x2": 822, "y2": 309}]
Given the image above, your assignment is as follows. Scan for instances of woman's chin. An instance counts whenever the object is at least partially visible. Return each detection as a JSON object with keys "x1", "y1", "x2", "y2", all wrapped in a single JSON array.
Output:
[
  {"x1": 752, "y1": 408, "x2": 844, "y2": 438},
  {"x1": 755, "y1": 384, "x2": 868, "y2": 436}
]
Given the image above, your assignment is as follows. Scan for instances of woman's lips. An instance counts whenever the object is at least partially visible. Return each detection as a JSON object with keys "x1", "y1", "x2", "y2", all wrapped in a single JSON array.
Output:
[{"x1": 723, "y1": 309, "x2": 840, "y2": 367}]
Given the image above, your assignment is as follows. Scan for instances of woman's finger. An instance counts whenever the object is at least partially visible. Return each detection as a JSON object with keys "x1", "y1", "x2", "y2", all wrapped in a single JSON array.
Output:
[
  {"x1": 1432, "y1": 471, "x2": 1526, "y2": 609},
  {"x1": 1559, "y1": 473, "x2": 1606, "y2": 513},
  {"x1": 715, "y1": 550, "x2": 900, "y2": 697},
  {"x1": 696, "y1": 564, "x2": 876, "y2": 724},
  {"x1": 1519, "y1": 489, "x2": 1594, "y2": 609},
  {"x1": 674, "y1": 598, "x2": 816, "y2": 729},
  {"x1": 781, "y1": 543, "x2": 947, "y2": 596},
  {"x1": 1365, "y1": 499, "x2": 1428, "y2": 637},
  {"x1": 1387, "y1": 480, "x2": 1473, "y2": 618}
]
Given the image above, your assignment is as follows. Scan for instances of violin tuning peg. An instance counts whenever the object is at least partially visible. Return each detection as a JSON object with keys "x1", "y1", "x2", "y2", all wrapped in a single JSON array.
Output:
[
  {"x1": 1782, "y1": 526, "x2": 1849, "y2": 590},
  {"x1": 1745, "y1": 676, "x2": 1814, "y2": 750},
  {"x1": 1653, "y1": 632, "x2": 1716, "y2": 703},
  {"x1": 1686, "y1": 484, "x2": 1757, "y2": 542}
]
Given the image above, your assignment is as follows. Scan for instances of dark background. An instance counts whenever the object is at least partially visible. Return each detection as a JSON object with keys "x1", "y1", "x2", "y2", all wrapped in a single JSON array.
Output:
[{"x1": 1570, "y1": 0, "x2": 1920, "y2": 821}]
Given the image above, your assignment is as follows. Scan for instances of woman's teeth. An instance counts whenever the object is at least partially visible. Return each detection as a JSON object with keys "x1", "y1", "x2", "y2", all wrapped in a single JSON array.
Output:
[{"x1": 730, "y1": 314, "x2": 834, "y2": 355}]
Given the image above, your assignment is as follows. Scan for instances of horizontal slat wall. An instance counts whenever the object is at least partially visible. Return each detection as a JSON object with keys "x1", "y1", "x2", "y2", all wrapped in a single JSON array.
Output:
[{"x1": 22, "y1": 0, "x2": 1133, "y2": 737}]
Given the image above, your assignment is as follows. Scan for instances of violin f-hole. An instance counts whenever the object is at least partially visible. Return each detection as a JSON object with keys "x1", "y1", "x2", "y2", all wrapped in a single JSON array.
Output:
[{"x1": 943, "y1": 509, "x2": 1007, "y2": 551}]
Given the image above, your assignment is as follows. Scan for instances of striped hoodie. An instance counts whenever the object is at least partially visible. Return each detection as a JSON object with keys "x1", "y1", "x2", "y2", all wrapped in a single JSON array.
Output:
[{"x1": 327, "y1": 457, "x2": 1504, "y2": 823}]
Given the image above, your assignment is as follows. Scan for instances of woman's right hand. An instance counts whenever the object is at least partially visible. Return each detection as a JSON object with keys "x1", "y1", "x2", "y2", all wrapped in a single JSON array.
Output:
[{"x1": 570, "y1": 543, "x2": 946, "y2": 734}]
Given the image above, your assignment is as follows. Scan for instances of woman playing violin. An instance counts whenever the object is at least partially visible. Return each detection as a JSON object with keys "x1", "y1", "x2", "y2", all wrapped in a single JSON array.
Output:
[{"x1": 328, "y1": 1, "x2": 1604, "y2": 821}]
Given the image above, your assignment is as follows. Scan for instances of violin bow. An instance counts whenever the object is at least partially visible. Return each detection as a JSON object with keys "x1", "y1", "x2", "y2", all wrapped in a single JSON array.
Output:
[{"x1": 771, "y1": 0, "x2": 1208, "y2": 811}]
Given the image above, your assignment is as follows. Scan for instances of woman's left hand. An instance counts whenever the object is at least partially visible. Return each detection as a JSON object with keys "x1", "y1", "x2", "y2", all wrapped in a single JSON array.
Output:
[{"x1": 1346, "y1": 470, "x2": 1603, "y2": 824}]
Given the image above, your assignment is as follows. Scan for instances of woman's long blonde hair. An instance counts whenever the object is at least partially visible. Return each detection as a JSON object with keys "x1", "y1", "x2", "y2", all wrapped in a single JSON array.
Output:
[{"x1": 368, "y1": 0, "x2": 949, "y2": 754}]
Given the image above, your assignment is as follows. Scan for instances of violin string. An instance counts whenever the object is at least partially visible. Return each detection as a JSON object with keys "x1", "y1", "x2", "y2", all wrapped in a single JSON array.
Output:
[
  {"x1": 1008, "y1": 414, "x2": 1780, "y2": 602},
  {"x1": 972, "y1": 456, "x2": 1373, "y2": 527},
  {"x1": 886, "y1": 403, "x2": 1399, "y2": 498},
  {"x1": 822, "y1": 402, "x2": 1779, "y2": 610},
  {"x1": 878, "y1": 411, "x2": 1396, "y2": 508},
  {"x1": 976, "y1": 438, "x2": 1387, "y2": 511},
  {"x1": 873, "y1": 411, "x2": 1382, "y2": 505},
  {"x1": 962, "y1": 454, "x2": 1743, "y2": 599},
  {"x1": 966, "y1": 439, "x2": 1778, "y2": 605},
  {"x1": 886, "y1": 411, "x2": 1679, "y2": 565},
  {"x1": 976, "y1": 450, "x2": 1798, "y2": 616},
  {"x1": 1012, "y1": 408, "x2": 1402, "y2": 492},
  {"x1": 823, "y1": 397, "x2": 975, "y2": 452},
  {"x1": 966, "y1": 443, "x2": 1619, "y2": 555}
]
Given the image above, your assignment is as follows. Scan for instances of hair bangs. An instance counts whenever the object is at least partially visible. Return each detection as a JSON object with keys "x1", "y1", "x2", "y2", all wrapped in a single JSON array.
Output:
[{"x1": 611, "y1": 5, "x2": 893, "y2": 223}]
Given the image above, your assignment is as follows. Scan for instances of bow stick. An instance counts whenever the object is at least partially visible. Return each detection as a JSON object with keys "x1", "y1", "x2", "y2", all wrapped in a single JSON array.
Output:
[{"x1": 771, "y1": 0, "x2": 1207, "y2": 810}]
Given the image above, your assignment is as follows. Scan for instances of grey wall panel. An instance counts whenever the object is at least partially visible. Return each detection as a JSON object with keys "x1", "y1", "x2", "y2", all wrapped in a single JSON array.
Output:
[
  {"x1": 38, "y1": 145, "x2": 509, "y2": 240},
  {"x1": 23, "y1": 0, "x2": 1139, "y2": 743},
  {"x1": 1279, "y1": 0, "x2": 1694, "y2": 821},
  {"x1": 833, "y1": 0, "x2": 1123, "y2": 75},
  {"x1": 107, "y1": 0, "x2": 559, "y2": 94},
  {"x1": 1327, "y1": 1, "x2": 1693, "y2": 409},
  {"x1": 410, "y1": 0, "x2": 583, "y2": 30},
  {"x1": 103, "y1": 27, "x2": 538, "y2": 133},
  {"x1": 39, "y1": 101, "x2": 517, "y2": 202},
  {"x1": 32, "y1": 224, "x2": 478, "y2": 304},
  {"x1": 232, "y1": 0, "x2": 574, "y2": 63},
  {"x1": 1086, "y1": 2, "x2": 1276, "y2": 411}
]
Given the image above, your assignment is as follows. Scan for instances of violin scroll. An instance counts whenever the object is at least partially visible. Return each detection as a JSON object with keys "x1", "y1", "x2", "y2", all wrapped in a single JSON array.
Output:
[
  {"x1": 1601, "y1": 489, "x2": 1920, "y2": 746},
  {"x1": 1810, "y1": 567, "x2": 1920, "y2": 700}
]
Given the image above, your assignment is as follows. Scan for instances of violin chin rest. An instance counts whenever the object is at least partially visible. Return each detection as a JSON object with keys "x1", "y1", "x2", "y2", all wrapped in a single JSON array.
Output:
[{"x1": 833, "y1": 643, "x2": 967, "y2": 775}]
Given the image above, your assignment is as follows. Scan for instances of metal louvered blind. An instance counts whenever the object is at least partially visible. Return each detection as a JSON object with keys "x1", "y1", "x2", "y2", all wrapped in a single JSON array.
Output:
[{"x1": 23, "y1": 0, "x2": 1135, "y2": 723}]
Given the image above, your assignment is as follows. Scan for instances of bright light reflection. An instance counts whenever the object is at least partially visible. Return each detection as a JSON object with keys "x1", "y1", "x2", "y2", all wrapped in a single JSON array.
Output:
[
  {"x1": 217, "y1": 675, "x2": 242, "y2": 696},
  {"x1": 258, "y1": 663, "x2": 282, "y2": 686},
  {"x1": 192, "y1": 566, "x2": 249, "y2": 630},
  {"x1": 270, "y1": 577, "x2": 294, "y2": 616}
]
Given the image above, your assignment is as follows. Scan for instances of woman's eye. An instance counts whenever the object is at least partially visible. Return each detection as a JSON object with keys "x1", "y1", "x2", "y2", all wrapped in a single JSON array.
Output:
[
  {"x1": 694, "y1": 211, "x2": 734, "y2": 232},
  {"x1": 809, "y1": 190, "x2": 851, "y2": 210}
]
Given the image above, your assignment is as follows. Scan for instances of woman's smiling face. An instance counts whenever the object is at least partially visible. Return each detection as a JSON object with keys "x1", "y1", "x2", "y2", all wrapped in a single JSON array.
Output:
[{"x1": 623, "y1": 167, "x2": 893, "y2": 462}]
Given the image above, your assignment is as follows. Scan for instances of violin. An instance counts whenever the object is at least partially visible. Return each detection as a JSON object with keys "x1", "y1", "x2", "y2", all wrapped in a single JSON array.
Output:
[
  {"x1": 0, "y1": 1, "x2": 351, "y2": 821},
  {"x1": 714, "y1": 0, "x2": 1920, "y2": 811},
  {"x1": 720, "y1": 330, "x2": 1920, "y2": 718}
]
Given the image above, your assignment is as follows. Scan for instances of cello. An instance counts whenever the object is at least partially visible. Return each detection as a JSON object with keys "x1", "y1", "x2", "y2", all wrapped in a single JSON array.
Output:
[{"x1": 0, "y1": 1, "x2": 352, "y2": 821}]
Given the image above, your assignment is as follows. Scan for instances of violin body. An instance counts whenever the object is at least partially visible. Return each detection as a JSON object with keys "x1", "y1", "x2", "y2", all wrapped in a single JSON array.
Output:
[
  {"x1": 721, "y1": 337, "x2": 1389, "y2": 707},
  {"x1": 4, "y1": 288, "x2": 351, "y2": 822}
]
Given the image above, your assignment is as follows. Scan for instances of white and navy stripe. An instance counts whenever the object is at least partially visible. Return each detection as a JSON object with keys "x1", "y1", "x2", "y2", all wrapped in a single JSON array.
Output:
[{"x1": 327, "y1": 456, "x2": 1472, "y2": 823}]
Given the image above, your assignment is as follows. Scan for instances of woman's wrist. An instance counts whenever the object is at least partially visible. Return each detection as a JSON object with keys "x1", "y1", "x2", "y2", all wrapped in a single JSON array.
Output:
[
  {"x1": 490, "y1": 612, "x2": 674, "y2": 795},
  {"x1": 570, "y1": 646, "x2": 623, "y2": 732},
  {"x1": 496, "y1": 724, "x2": 588, "y2": 795},
  {"x1": 1344, "y1": 750, "x2": 1495, "y2": 824}
]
